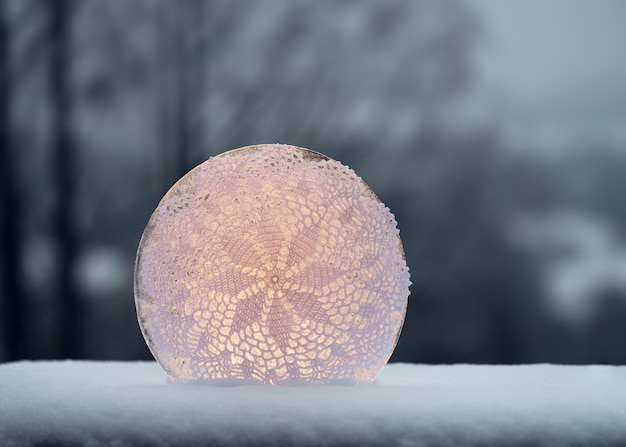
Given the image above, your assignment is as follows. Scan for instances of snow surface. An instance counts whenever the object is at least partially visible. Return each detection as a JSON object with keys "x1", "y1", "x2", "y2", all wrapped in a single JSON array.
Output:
[{"x1": 1, "y1": 362, "x2": 625, "y2": 446}]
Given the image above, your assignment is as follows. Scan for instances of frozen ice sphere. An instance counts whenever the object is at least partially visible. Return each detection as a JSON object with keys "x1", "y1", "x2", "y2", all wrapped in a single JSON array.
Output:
[{"x1": 134, "y1": 144, "x2": 410, "y2": 384}]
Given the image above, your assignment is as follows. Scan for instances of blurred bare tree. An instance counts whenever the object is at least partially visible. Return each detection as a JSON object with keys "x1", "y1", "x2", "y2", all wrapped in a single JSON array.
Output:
[
  {"x1": 48, "y1": 0, "x2": 80, "y2": 358},
  {"x1": 0, "y1": 0, "x2": 26, "y2": 360}
]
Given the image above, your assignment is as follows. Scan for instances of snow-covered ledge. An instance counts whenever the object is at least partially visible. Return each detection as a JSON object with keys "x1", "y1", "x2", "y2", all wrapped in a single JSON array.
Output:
[{"x1": 1, "y1": 362, "x2": 625, "y2": 446}]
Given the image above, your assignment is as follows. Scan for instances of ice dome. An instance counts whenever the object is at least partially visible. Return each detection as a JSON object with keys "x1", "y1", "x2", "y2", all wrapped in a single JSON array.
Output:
[{"x1": 134, "y1": 144, "x2": 410, "y2": 384}]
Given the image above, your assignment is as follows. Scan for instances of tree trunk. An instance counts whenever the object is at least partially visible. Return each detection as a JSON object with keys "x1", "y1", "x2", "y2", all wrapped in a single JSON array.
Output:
[
  {"x1": 175, "y1": 0, "x2": 207, "y2": 177},
  {"x1": 49, "y1": 0, "x2": 79, "y2": 359},
  {"x1": 0, "y1": 0, "x2": 27, "y2": 361}
]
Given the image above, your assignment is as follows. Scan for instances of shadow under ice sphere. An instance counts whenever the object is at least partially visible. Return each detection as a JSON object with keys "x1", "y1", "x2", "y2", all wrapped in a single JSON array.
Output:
[{"x1": 134, "y1": 144, "x2": 410, "y2": 384}]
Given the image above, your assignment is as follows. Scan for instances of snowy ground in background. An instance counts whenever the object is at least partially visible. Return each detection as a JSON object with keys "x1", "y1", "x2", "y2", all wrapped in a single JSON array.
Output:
[{"x1": 1, "y1": 362, "x2": 625, "y2": 446}]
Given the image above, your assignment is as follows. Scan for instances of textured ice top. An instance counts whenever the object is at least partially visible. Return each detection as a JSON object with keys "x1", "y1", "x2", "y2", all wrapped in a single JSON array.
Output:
[
  {"x1": 135, "y1": 144, "x2": 410, "y2": 384},
  {"x1": 1, "y1": 361, "x2": 626, "y2": 447}
]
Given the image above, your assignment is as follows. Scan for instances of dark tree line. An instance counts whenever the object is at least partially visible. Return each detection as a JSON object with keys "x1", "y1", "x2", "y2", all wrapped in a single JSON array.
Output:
[
  {"x1": 0, "y1": 0, "x2": 79, "y2": 360},
  {"x1": 0, "y1": 0, "x2": 212, "y2": 360},
  {"x1": 0, "y1": 0, "x2": 487, "y2": 362},
  {"x1": 2, "y1": 0, "x2": 624, "y2": 365}
]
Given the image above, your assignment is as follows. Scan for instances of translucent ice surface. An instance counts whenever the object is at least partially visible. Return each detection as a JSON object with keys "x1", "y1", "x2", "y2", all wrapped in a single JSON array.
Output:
[{"x1": 134, "y1": 144, "x2": 410, "y2": 384}]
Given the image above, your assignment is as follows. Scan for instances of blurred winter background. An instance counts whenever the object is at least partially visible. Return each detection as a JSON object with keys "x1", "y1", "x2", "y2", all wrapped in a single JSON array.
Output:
[{"x1": 1, "y1": 0, "x2": 625, "y2": 365}]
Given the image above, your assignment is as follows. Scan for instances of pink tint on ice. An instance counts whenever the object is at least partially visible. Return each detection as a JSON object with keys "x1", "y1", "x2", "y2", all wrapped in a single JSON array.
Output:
[{"x1": 134, "y1": 144, "x2": 410, "y2": 384}]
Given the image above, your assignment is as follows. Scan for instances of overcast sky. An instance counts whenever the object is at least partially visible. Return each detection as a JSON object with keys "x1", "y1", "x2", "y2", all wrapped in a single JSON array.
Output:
[{"x1": 469, "y1": 0, "x2": 626, "y2": 148}]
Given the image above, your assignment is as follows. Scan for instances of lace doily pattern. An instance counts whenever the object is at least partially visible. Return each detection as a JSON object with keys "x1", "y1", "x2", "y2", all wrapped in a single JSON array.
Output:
[{"x1": 135, "y1": 144, "x2": 409, "y2": 384}]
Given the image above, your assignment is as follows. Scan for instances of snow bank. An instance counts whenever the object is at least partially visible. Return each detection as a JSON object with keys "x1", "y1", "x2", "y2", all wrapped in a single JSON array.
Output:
[{"x1": 1, "y1": 361, "x2": 625, "y2": 446}]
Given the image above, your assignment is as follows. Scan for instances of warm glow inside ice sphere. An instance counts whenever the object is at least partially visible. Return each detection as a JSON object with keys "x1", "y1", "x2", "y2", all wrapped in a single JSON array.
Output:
[{"x1": 134, "y1": 144, "x2": 410, "y2": 384}]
